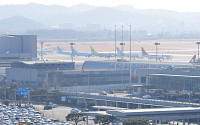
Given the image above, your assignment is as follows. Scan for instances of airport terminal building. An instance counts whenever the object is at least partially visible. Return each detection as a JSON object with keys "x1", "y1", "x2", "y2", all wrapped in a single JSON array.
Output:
[
  {"x1": 6, "y1": 61, "x2": 75, "y2": 87},
  {"x1": 6, "y1": 61, "x2": 130, "y2": 88}
]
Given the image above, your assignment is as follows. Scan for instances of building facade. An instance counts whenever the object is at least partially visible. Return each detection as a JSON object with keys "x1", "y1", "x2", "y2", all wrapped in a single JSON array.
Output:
[
  {"x1": 0, "y1": 35, "x2": 37, "y2": 61},
  {"x1": 146, "y1": 74, "x2": 200, "y2": 92},
  {"x1": 6, "y1": 61, "x2": 75, "y2": 88},
  {"x1": 6, "y1": 61, "x2": 130, "y2": 88}
]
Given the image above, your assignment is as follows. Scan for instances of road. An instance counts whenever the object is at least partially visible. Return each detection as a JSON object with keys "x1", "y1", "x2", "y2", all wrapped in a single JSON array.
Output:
[{"x1": 34, "y1": 104, "x2": 98, "y2": 125}]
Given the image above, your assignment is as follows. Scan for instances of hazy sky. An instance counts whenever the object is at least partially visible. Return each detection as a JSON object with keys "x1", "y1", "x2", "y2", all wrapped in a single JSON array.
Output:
[{"x1": 0, "y1": 0, "x2": 200, "y2": 12}]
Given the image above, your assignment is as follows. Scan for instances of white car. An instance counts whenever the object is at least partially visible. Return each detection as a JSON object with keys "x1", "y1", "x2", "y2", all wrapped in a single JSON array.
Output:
[
  {"x1": 99, "y1": 91, "x2": 107, "y2": 95},
  {"x1": 70, "y1": 108, "x2": 80, "y2": 113},
  {"x1": 142, "y1": 95, "x2": 151, "y2": 99}
]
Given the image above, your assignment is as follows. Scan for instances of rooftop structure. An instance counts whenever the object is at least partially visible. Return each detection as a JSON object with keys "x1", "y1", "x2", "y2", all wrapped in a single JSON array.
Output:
[{"x1": 107, "y1": 107, "x2": 200, "y2": 121}]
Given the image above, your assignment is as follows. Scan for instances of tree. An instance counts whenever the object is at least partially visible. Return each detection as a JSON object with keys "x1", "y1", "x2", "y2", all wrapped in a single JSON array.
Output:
[
  {"x1": 123, "y1": 119, "x2": 150, "y2": 125},
  {"x1": 93, "y1": 115, "x2": 118, "y2": 125},
  {"x1": 66, "y1": 112, "x2": 85, "y2": 125}
]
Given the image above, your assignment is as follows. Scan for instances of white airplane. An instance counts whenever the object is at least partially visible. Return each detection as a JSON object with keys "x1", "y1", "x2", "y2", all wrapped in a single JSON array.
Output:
[
  {"x1": 189, "y1": 55, "x2": 196, "y2": 63},
  {"x1": 189, "y1": 55, "x2": 200, "y2": 64},
  {"x1": 141, "y1": 47, "x2": 173, "y2": 60},
  {"x1": 90, "y1": 46, "x2": 114, "y2": 58},
  {"x1": 57, "y1": 46, "x2": 71, "y2": 55},
  {"x1": 117, "y1": 47, "x2": 142, "y2": 59},
  {"x1": 71, "y1": 45, "x2": 92, "y2": 57}
]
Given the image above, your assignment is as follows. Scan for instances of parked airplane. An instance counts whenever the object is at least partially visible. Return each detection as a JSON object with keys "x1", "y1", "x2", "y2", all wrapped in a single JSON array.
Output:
[
  {"x1": 189, "y1": 55, "x2": 200, "y2": 64},
  {"x1": 57, "y1": 46, "x2": 71, "y2": 55},
  {"x1": 71, "y1": 45, "x2": 91, "y2": 57},
  {"x1": 37, "y1": 50, "x2": 54, "y2": 55},
  {"x1": 189, "y1": 55, "x2": 196, "y2": 63},
  {"x1": 141, "y1": 47, "x2": 173, "y2": 60},
  {"x1": 90, "y1": 46, "x2": 114, "y2": 58},
  {"x1": 117, "y1": 47, "x2": 142, "y2": 59}
]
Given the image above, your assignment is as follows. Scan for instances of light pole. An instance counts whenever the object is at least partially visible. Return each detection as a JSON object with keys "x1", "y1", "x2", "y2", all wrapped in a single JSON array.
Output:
[
  {"x1": 40, "y1": 41, "x2": 44, "y2": 61},
  {"x1": 120, "y1": 25, "x2": 125, "y2": 84},
  {"x1": 70, "y1": 43, "x2": 75, "y2": 62},
  {"x1": 120, "y1": 42, "x2": 125, "y2": 84},
  {"x1": 154, "y1": 42, "x2": 160, "y2": 62},
  {"x1": 188, "y1": 93, "x2": 190, "y2": 104},
  {"x1": 196, "y1": 42, "x2": 200, "y2": 65},
  {"x1": 88, "y1": 70, "x2": 90, "y2": 93},
  {"x1": 114, "y1": 25, "x2": 117, "y2": 69}
]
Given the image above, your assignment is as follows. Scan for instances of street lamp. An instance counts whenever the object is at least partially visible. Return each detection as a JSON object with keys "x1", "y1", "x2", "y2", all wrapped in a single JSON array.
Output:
[
  {"x1": 70, "y1": 43, "x2": 75, "y2": 62},
  {"x1": 188, "y1": 93, "x2": 190, "y2": 104},
  {"x1": 120, "y1": 42, "x2": 125, "y2": 84},
  {"x1": 154, "y1": 42, "x2": 160, "y2": 62},
  {"x1": 196, "y1": 42, "x2": 200, "y2": 65},
  {"x1": 40, "y1": 41, "x2": 44, "y2": 61}
]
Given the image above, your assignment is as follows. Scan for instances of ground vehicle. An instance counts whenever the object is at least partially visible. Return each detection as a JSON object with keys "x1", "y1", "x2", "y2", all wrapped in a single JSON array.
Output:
[
  {"x1": 142, "y1": 95, "x2": 151, "y2": 99},
  {"x1": 25, "y1": 103, "x2": 33, "y2": 108},
  {"x1": 82, "y1": 108, "x2": 89, "y2": 112},
  {"x1": 99, "y1": 91, "x2": 107, "y2": 95},
  {"x1": 149, "y1": 89, "x2": 163, "y2": 95},
  {"x1": 70, "y1": 108, "x2": 80, "y2": 113},
  {"x1": 109, "y1": 90, "x2": 116, "y2": 94},
  {"x1": 44, "y1": 105, "x2": 52, "y2": 110},
  {"x1": 47, "y1": 102, "x2": 57, "y2": 108},
  {"x1": 51, "y1": 104, "x2": 57, "y2": 108}
]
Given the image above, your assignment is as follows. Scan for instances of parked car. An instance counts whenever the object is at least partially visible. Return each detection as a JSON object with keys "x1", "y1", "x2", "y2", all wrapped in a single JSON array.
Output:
[
  {"x1": 82, "y1": 108, "x2": 89, "y2": 112},
  {"x1": 70, "y1": 108, "x2": 80, "y2": 113},
  {"x1": 44, "y1": 105, "x2": 52, "y2": 110},
  {"x1": 25, "y1": 103, "x2": 33, "y2": 108},
  {"x1": 47, "y1": 102, "x2": 57, "y2": 108},
  {"x1": 142, "y1": 95, "x2": 151, "y2": 99},
  {"x1": 99, "y1": 91, "x2": 107, "y2": 95},
  {"x1": 51, "y1": 104, "x2": 57, "y2": 108}
]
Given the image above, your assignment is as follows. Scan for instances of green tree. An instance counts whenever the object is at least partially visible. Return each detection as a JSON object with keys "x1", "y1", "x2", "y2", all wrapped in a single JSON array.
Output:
[
  {"x1": 94, "y1": 115, "x2": 118, "y2": 125},
  {"x1": 66, "y1": 112, "x2": 85, "y2": 125},
  {"x1": 123, "y1": 119, "x2": 150, "y2": 125}
]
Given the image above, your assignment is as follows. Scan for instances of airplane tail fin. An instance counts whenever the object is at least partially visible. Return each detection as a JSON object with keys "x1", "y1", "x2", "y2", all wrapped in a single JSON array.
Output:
[
  {"x1": 57, "y1": 46, "x2": 63, "y2": 53},
  {"x1": 90, "y1": 46, "x2": 98, "y2": 55},
  {"x1": 141, "y1": 47, "x2": 148, "y2": 56},
  {"x1": 117, "y1": 47, "x2": 123, "y2": 55},
  {"x1": 189, "y1": 55, "x2": 196, "y2": 63},
  {"x1": 71, "y1": 45, "x2": 77, "y2": 53}
]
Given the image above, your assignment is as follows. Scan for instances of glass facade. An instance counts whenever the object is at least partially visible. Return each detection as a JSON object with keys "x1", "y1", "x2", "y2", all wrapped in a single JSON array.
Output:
[
  {"x1": 48, "y1": 70, "x2": 130, "y2": 87},
  {"x1": 146, "y1": 74, "x2": 200, "y2": 92}
]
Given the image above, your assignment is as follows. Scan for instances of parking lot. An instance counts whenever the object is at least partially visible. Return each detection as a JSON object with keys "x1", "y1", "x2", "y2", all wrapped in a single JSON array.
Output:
[
  {"x1": 0, "y1": 103, "x2": 71, "y2": 125},
  {"x1": 34, "y1": 104, "x2": 98, "y2": 125}
]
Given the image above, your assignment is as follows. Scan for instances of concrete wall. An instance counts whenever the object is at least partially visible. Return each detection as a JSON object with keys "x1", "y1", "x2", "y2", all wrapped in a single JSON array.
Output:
[
  {"x1": 0, "y1": 36, "x2": 22, "y2": 53},
  {"x1": 21, "y1": 35, "x2": 37, "y2": 57},
  {"x1": 0, "y1": 35, "x2": 37, "y2": 61},
  {"x1": 6, "y1": 68, "x2": 38, "y2": 84}
]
